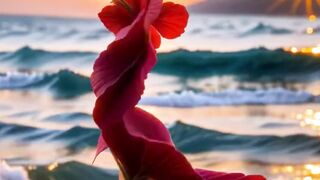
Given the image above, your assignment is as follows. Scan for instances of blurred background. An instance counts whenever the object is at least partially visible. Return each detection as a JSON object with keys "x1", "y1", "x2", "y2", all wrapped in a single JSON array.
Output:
[{"x1": 0, "y1": 0, "x2": 320, "y2": 179}]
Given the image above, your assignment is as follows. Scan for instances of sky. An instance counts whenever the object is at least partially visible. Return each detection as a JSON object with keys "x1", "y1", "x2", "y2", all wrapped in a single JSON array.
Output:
[{"x1": 0, "y1": 0, "x2": 201, "y2": 18}]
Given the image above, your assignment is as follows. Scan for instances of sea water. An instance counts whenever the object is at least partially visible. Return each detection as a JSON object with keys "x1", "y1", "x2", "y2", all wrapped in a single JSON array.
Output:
[{"x1": 0, "y1": 14, "x2": 320, "y2": 180}]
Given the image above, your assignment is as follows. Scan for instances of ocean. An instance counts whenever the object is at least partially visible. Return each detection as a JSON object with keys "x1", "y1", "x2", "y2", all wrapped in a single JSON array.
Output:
[{"x1": 0, "y1": 13, "x2": 320, "y2": 180}]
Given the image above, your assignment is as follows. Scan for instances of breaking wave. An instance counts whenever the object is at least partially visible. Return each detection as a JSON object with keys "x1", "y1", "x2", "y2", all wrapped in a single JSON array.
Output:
[
  {"x1": 2, "y1": 47, "x2": 320, "y2": 82},
  {"x1": 1, "y1": 121, "x2": 320, "y2": 157},
  {"x1": 0, "y1": 69, "x2": 91, "y2": 99},
  {"x1": 140, "y1": 89, "x2": 316, "y2": 107},
  {"x1": 155, "y1": 48, "x2": 320, "y2": 81}
]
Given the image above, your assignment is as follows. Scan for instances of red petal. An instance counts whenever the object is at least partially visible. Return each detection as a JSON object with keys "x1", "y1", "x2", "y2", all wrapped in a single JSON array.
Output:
[
  {"x1": 144, "y1": 0, "x2": 163, "y2": 26},
  {"x1": 153, "y1": 2, "x2": 189, "y2": 39},
  {"x1": 91, "y1": 11, "x2": 148, "y2": 98},
  {"x1": 150, "y1": 26, "x2": 161, "y2": 49},
  {"x1": 242, "y1": 176, "x2": 267, "y2": 180},
  {"x1": 91, "y1": 11, "x2": 201, "y2": 177},
  {"x1": 93, "y1": 1, "x2": 265, "y2": 179},
  {"x1": 196, "y1": 169, "x2": 266, "y2": 180},
  {"x1": 124, "y1": 107, "x2": 172, "y2": 144},
  {"x1": 110, "y1": 107, "x2": 202, "y2": 179},
  {"x1": 98, "y1": 5, "x2": 135, "y2": 35},
  {"x1": 93, "y1": 134, "x2": 108, "y2": 164},
  {"x1": 99, "y1": 0, "x2": 162, "y2": 35},
  {"x1": 196, "y1": 169, "x2": 228, "y2": 179},
  {"x1": 91, "y1": 11, "x2": 155, "y2": 177}
]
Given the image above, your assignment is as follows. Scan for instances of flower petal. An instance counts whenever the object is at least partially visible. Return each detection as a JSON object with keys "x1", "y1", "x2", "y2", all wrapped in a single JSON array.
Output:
[
  {"x1": 150, "y1": 26, "x2": 161, "y2": 49},
  {"x1": 124, "y1": 107, "x2": 172, "y2": 144},
  {"x1": 92, "y1": 11, "x2": 155, "y2": 177},
  {"x1": 153, "y1": 2, "x2": 189, "y2": 39},
  {"x1": 119, "y1": 107, "x2": 201, "y2": 179},
  {"x1": 92, "y1": 15, "x2": 201, "y2": 177},
  {"x1": 144, "y1": 0, "x2": 163, "y2": 27},
  {"x1": 196, "y1": 169, "x2": 266, "y2": 180},
  {"x1": 93, "y1": 134, "x2": 108, "y2": 164},
  {"x1": 98, "y1": 4, "x2": 134, "y2": 35},
  {"x1": 91, "y1": 11, "x2": 148, "y2": 98},
  {"x1": 196, "y1": 169, "x2": 228, "y2": 179},
  {"x1": 243, "y1": 176, "x2": 267, "y2": 180},
  {"x1": 93, "y1": 1, "x2": 265, "y2": 179},
  {"x1": 140, "y1": 141, "x2": 202, "y2": 179}
]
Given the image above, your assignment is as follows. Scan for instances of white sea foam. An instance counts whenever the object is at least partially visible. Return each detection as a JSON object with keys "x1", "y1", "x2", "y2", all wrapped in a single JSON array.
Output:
[
  {"x1": 0, "y1": 72, "x2": 45, "y2": 89},
  {"x1": 0, "y1": 161, "x2": 29, "y2": 180},
  {"x1": 140, "y1": 88, "x2": 314, "y2": 107}
]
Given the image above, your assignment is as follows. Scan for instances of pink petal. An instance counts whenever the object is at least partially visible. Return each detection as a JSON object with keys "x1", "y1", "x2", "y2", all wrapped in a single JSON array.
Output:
[
  {"x1": 92, "y1": 134, "x2": 108, "y2": 164},
  {"x1": 143, "y1": 0, "x2": 163, "y2": 27}
]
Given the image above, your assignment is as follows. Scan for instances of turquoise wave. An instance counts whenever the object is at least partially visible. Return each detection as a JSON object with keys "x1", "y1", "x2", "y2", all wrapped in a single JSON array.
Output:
[
  {"x1": 0, "y1": 69, "x2": 91, "y2": 99},
  {"x1": 155, "y1": 48, "x2": 320, "y2": 81},
  {"x1": 1, "y1": 47, "x2": 320, "y2": 82},
  {"x1": 1, "y1": 121, "x2": 320, "y2": 158}
]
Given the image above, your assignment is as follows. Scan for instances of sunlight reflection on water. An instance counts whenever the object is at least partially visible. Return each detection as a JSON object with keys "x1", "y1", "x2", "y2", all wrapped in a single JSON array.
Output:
[
  {"x1": 296, "y1": 109, "x2": 320, "y2": 135},
  {"x1": 270, "y1": 163, "x2": 320, "y2": 180}
]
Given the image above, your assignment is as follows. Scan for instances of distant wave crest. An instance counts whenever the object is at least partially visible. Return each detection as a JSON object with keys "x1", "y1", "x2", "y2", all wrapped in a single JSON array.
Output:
[
  {"x1": 240, "y1": 23, "x2": 292, "y2": 37},
  {"x1": 0, "y1": 46, "x2": 96, "y2": 69},
  {"x1": 140, "y1": 89, "x2": 315, "y2": 107}
]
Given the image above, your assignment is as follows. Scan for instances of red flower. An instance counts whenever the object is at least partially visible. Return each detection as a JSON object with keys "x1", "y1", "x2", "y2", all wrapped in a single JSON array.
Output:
[
  {"x1": 91, "y1": 0, "x2": 266, "y2": 179},
  {"x1": 98, "y1": 0, "x2": 188, "y2": 49}
]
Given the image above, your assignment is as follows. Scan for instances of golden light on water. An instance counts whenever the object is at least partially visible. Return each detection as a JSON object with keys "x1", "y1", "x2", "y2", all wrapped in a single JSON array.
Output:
[
  {"x1": 47, "y1": 162, "x2": 58, "y2": 171},
  {"x1": 312, "y1": 46, "x2": 320, "y2": 54},
  {"x1": 271, "y1": 163, "x2": 320, "y2": 179},
  {"x1": 291, "y1": 47, "x2": 299, "y2": 53},
  {"x1": 280, "y1": 1, "x2": 320, "y2": 55},
  {"x1": 306, "y1": 27, "x2": 315, "y2": 34},
  {"x1": 296, "y1": 109, "x2": 320, "y2": 134},
  {"x1": 285, "y1": 45, "x2": 320, "y2": 55},
  {"x1": 27, "y1": 165, "x2": 37, "y2": 170},
  {"x1": 308, "y1": 14, "x2": 318, "y2": 21}
]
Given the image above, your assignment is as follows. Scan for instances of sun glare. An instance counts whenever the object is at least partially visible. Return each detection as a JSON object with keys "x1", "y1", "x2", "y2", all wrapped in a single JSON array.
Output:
[
  {"x1": 269, "y1": 0, "x2": 320, "y2": 18},
  {"x1": 285, "y1": 45, "x2": 320, "y2": 55},
  {"x1": 271, "y1": 163, "x2": 320, "y2": 179},
  {"x1": 296, "y1": 109, "x2": 320, "y2": 134}
]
